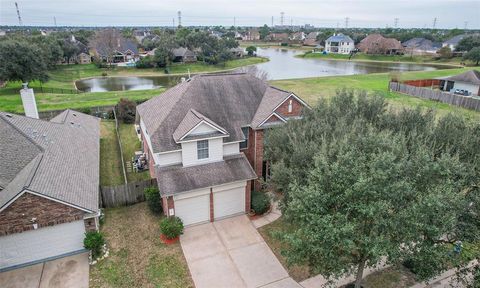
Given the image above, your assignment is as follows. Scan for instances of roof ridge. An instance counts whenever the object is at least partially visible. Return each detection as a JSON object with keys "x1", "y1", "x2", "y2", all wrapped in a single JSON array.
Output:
[{"x1": 0, "y1": 114, "x2": 45, "y2": 153}]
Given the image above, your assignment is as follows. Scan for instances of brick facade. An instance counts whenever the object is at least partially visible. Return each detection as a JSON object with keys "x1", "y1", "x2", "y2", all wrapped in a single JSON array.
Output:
[
  {"x1": 0, "y1": 193, "x2": 86, "y2": 236},
  {"x1": 275, "y1": 96, "x2": 304, "y2": 117},
  {"x1": 84, "y1": 218, "x2": 97, "y2": 232},
  {"x1": 162, "y1": 196, "x2": 175, "y2": 216}
]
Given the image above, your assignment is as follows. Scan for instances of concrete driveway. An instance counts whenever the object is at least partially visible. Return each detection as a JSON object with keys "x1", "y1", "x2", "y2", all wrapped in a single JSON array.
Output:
[
  {"x1": 0, "y1": 252, "x2": 89, "y2": 288},
  {"x1": 180, "y1": 215, "x2": 300, "y2": 288}
]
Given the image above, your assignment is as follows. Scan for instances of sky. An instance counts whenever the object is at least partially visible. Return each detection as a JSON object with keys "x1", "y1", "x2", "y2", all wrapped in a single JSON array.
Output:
[{"x1": 0, "y1": 0, "x2": 479, "y2": 29}]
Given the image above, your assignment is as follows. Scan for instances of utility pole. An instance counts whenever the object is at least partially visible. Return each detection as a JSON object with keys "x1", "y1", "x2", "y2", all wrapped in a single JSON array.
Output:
[
  {"x1": 177, "y1": 11, "x2": 182, "y2": 27},
  {"x1": 15, "y1": 2, "x2": 23, "y2": 26},
  {"x1": 394, "y1": 18, "x2": 399, "y2": 28},
  {"x1": 345, "y1": 17, "x2": 349, "y2": 28},
  {"x1": 433, "y1": 17, "x2": 437, "y2": 29},
  {"x1": 280, "y1": 12, "x2": 285, "y2": 26}
]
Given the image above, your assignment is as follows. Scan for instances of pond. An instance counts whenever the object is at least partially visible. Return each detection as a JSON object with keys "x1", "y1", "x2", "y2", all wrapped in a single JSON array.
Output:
[
  {"x1": 254, "y1": 48, "x2": 453, "y2": 80},
  {"x1": 75, "y1": 48, "x2": 454, "y2": 92}
]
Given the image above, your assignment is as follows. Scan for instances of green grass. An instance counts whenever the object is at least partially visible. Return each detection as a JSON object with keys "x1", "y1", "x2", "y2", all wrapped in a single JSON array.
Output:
[
  {"x1": 100, "y1": 120, "x2": 124, "y2": 186},
  {"x1": 118, "y1": 123, "x2": 151, "y2": 182},
  {"x1": 271, "y1": 67, "x2": 480, "y2": 121},
  {"x1": 90, "y1": 203, "x2": 193, "y2": 288},
  {"x1": 0, "y1": 57, "x2": 267, "y2": 113},
  {"x1": 300, "y1": 51, "x2": 466, "y2": 65}
]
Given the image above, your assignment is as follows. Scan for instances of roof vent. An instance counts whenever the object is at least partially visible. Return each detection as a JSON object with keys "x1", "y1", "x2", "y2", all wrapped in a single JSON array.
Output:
[
  {"x1": 5, "y1": 113, "x2": 13, "y2": 118},
  {"x1": 70, "y1": 121, "x2": 75, "y2": 125},
  {"x1": 72, "y1": 113, "x2": 77, "y2": 117}
]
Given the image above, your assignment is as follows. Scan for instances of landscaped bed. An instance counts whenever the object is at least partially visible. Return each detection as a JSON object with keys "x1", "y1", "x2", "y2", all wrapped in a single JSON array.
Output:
[{"x1": 89, "y1": 202, "x2": 193, "y2": 288}]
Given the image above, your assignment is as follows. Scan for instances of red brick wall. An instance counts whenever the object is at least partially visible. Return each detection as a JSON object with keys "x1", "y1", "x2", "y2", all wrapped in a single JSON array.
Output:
[
  {"x1": 242, "y1": 127, "x2": 256, "y2": 168},
  {"x1": 245, "y1": 180, "x2": 252, "y2": 212},
  {"x1": 0, "y1": 193, "x2": 86, "y2": 236},
  {"x1": 253, "y1": 130, "x2": 264, "y2": 190},
  {"x1": 275, "y1": 96, "x2": 304, "y2": 117}
]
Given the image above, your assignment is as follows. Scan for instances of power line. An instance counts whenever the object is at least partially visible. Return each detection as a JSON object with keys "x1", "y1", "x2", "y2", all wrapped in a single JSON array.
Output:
[
  {"x1": 15, "y1": 2, "x2": 23, "y2": 26},
  {"x1": 464, "y1": 21, "x2": 468, "y2": 30},
  {"x1": 177, "y1": 11, "x2": 181, "y2": 27},
  {"x1": 54, "y1": 16, "x2": 57, "y2": 27},
  {"x1": 233, "y1": 16, "x2": 236, "y2": 27},
  {"x1": 394, "y1": 18, "x2": 399, "y2": 28},
  {"x1": 280, "y1": 12, "x2": 284, "y2": 26},
  {"x1": 271, "y1": 16, "x2": 273, "y2": 27},
  {"x1": 345, "y1": 17, "x2": 349, "y2": 28},
  {"x1": 433, "y1": 17, "x2": 437, "y2": 29}
]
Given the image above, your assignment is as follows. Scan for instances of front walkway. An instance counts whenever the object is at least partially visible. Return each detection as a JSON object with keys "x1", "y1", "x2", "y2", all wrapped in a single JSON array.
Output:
[
  {"x1": 0, "y1": 252, "x2": 89, "y2": 288},
  {"x1": 180, "y1": 215, "x2": 301, "y2": 288}
]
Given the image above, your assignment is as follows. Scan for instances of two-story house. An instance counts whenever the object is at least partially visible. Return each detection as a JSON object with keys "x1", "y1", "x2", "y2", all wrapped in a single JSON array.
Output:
[
  {"x1": 325, "y1": 33, "x2": 355, "y2": 54},
  {"x1": 136, "y1": 73, "x2": 308, "y2": 226}
]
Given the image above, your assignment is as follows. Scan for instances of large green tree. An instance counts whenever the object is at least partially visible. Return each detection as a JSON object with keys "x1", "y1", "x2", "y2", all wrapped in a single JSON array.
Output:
[
  {"x1": 463, "y1": 47, "x2": 480, "y2": 66},
  {"x1": 455, "y1": 35, "x2": 480, "y2": 52},
  {"x1": 0, "y1": 40, "x2": 49, "y2": 83},
  {"x1": 265, "y1": 91, "x2": 480, "y2": 287}
]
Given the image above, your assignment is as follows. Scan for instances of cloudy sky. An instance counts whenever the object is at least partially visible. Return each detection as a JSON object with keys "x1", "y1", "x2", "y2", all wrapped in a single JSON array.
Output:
[{"x1": 0, "y1": 0, "x2": 478, "y2": 28}]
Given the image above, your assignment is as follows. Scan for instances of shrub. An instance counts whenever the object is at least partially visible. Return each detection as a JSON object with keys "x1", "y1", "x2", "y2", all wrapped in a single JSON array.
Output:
[
  {"x1": 101, "y1": 71, "x2": 108, "y2": 77},
  {"x1": 77, "y1": 107, "x2": 92, "y2": 115},
  {"x1": 116, "y1": 98, "x2": 136, "y2": 124},
  {"x1": 136, "y1": 56, "x2": 155, "y2": 69},
  {"x1": 160, "y1": 216, "x2": 184, "y2": 239},
  {"x1": 144, "y1": 186, "x2": 162, "y2": 215},
  {"x1": 84, "y1": 231, "x2": 105, "y2": 258},
  {"x1": 251, "y1": 191, "x2": 270, "y2": 215}
]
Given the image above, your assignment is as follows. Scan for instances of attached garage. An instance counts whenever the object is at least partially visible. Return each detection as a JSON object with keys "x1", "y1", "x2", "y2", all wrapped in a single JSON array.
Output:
[
  {"x1": 213, "y1": 182, "x2": 246, "y2": 220},
  {"x1": 0, "y1": 221, "x2": 87, "y2": 271},
  {"x1": 174, "y1": 189, "x2": 210, "y2": 226}
]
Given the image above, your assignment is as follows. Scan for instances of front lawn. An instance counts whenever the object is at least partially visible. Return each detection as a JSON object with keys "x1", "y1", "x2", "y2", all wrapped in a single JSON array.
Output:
[
  {"x1": 89, "y1": 202, "x2": 193, "y2": 288},
  {"x1": 271, "y1": 67, "x2": 480, "y2": 121}
]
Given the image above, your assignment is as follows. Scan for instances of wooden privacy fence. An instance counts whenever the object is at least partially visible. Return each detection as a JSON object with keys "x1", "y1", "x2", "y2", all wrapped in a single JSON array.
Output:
[
  {"x1": 100, "y1": 178, "x2": 157, "y2": 208},
  {"x1": 389, "y1": 81, "x2": 480, "y2": 111}
]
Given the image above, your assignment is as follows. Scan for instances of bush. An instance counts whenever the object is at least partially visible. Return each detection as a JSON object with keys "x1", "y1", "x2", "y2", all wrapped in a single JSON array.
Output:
[
  {"x1": 84, "y1": 231, "x2": 105, "y2": 258},
  {"x1": 77, "y1": 107, "x2": 92, "y2": 115},
  {"x1": 160, "y1": 216, "x2": 184, "y2": 239},
  {"x1": 101, "y1": 71, "x2": 108, "y2": 77},
  {"x1": 116, "y1": 98, "x2": 136, "y2": 124},
  {"x1": 144, "y1": 186, "x2": 162, "y2": 215},
  {"x1": 251, "y1": 191, "x2": 270, "y2": 215},
  {"x1": 135, "y1": 56, "x2": 155, "y2": 69}
]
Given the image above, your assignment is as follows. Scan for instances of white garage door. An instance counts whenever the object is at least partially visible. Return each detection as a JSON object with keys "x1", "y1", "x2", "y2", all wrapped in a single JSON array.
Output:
[
  {"x1": 0, "y1": 220, "x2": 86, "y2": 271},
  {"x1": 174, "y1": 190, "x2": 210, "y2": 226},
  {"x1": 213, "y1": 182, "x2": 246, "y2": 220}
]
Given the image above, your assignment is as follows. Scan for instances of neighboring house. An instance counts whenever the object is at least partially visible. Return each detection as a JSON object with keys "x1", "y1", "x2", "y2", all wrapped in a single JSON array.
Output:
[
  {"x1": 229, "y1": 47, "x2": 245, "y2": 58},
  {"x1": 91, "y1": 37, "x2": 139, "y2": 63},
  {"x1": 303, "y1": 32, "x2": 320, "y2": 46},
  {"x1": 357, "y1": 34, "x2": 404, "y2": 55},
  {"x1": 243, "y1": 29, "x2": 260, "y2": 41},
  {"x1": 325, "y1": 33, "x2": 355, "y2": 54},
  {"x1": 0, "y1": 109, "x2": 100, "y2": 271},
  {"x1": 172, "y1": 47, "x2": 197, "y2": 63},
  {"x1": 402, "y1": 37, "x2": 441, "y2": 55},
  {"x1": 265, "y1": 33, "x2": 289, "y2": 42},
  {"x1": 289, "y1": 31, "x2": 306, "y2": 42},
  {"x1": 210, "y1": 31, "x2": 223, "y2": 39},
  {"x1": 136, "y1": 73, "x2": 309, "y2": 226},
  {"x1": 61, "y1": 35, "x2": 91, "y2": 64},
  {"x1": 440, "y1": 70, "x2": 480, "y2": 96},
  {"x1": 442, "y1": 34, "x2": 466, "y2": 51},
  {"x1": 134, "y1": 30, "x2": 150, "y2": 43}
]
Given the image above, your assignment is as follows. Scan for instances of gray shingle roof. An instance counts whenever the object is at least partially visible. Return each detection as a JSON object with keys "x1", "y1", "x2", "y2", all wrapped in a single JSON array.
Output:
[
  {"x1": 137, "y1": 73, "x2": 294, "y2": 153},
  {"x1": 443, "y1": 34, "x2": 466, "y2": 45},
  {"x1": 93, "y1": 37, "x2": 138, "y2": 57},
  {"x1": 0, "y1": 110, "x2": 100, "y2": 212},
  {"x1": 445, "y1": 70, "x2": 480, "y2": 85},
  {"x1": 172, "y1": 109, "x2": 227, "y2": 142},
  {"x1": 326, "y1": 33, "x2": 353, "y2": 43},
  {"x1": 156, "y1": 154, "x2": 257, "y2": 196}
]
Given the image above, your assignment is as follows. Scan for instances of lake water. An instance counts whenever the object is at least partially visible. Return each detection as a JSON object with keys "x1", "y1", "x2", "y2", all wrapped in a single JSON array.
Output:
[{"x1": 75, "y1": 48, "x2": 454, "y2": 92}]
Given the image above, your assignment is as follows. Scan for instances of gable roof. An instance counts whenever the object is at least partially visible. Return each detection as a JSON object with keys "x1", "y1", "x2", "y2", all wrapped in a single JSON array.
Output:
[
  {"x1": 402, "y1": 38, "x2": 441, "y2": 50},
  {"x1": 172, "y1": 47, "x2": 195, "y2": 57},
  {"x1": 326, "y1": 33, "x2": 353, "y2": 43},
  {"x1": 443, "y1": 34, "x2": 466, "y2": 45},
  {"x1": 445, "y1": 70, "x2": 480, "y2": 85},
  {"x1": 137, "y1": 73, "x2": 300, "y2": 153},
  {"x1": 93, "y1": 37, "x2": 138, "y2": 57},
  {"x1": 0, "y1": 110, "x2": 100, "y2": 212},
  {"x1": 173, "y1": 109, "x2": 228, "y2": 142}
]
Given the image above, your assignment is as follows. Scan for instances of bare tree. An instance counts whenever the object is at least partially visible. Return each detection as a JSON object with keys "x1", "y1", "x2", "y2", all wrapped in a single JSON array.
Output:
[
  {"x1": 91, "y1": 29, "x2": 122, "y2": 65},
  {"x1": 235, "y1": 65, "x2": 269, "y2": 81}
]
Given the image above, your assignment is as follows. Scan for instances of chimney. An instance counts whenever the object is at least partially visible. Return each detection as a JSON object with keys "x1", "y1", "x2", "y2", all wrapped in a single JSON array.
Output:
[{"x1": 20, "y1": 85, "x2": 39, "y2": 119}]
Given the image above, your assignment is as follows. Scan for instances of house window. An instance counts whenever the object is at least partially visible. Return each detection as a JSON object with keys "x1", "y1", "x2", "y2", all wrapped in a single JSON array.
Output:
[
  {"x1": 240, "y1": 127, "x2": 249, "y2": 149},
  {"x1": 197, "y1": 140, "x2": 209, "y2": 159},
  {"x1": 288, "y1": 99, "x2": 293, "y2": 113}
]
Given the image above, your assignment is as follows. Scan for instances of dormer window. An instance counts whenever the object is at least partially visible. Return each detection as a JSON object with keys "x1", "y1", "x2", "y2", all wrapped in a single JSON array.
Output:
[{"x1": 197, "y1": 140, "x2": 209, "y2": 159}]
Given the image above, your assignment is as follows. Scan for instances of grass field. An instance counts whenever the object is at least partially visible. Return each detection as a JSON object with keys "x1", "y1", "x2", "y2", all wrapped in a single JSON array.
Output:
[
  {"x1": 271, "y1": 67, "x2": 480, "y2": 121},
  {"x1": 89, "y1": 203, "x2": 193, "y2": 288},
  {"x1": 100, "y1": 121, "x2": 124, "y2": 186},
  {"x1": 0, "y1": 57, "x2": 267, "y2": 113},
  {"x1": 300, "y1": 51, "x2": 466, "y2": 65}
]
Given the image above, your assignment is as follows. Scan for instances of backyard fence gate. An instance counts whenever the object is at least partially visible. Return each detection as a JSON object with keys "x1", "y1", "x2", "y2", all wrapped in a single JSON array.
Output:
[{"x1": 100, "y1": 178, "x2": 157, "y2": 208}]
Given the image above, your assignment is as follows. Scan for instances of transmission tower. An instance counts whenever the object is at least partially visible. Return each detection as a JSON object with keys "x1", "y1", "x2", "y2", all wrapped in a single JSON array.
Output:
[
  {"x1": 280, "y1": 12, "x2": 285, "y2": 26},
  {"x1": 173, "y1": 18, "x2": 175, "y2": 29},
  {"x1": 432, "y1": 17, "x2": 437, "y2": 29},
  {"x1": 271, "y1": 16, "x2": 274, "y2": 27},
  {"x1": 177, "y1": 11, "x2": 182, "y2": 27},
  {"x1": 15, "y1": 2, "x2": 23, "y2": 26},
  {"x1": 464, "y1": 21, "x2": 468, "y2": 30},
  {"x1": 54, "y1": 16, "x2": 57, "y2": 27},
  {"x1": 345, "y1": 17, "x2": 349, "y2": 28},
  {"x1": 234, "y1": 16, "x2": 236, "y2": 27},
  {"x1": 394, "y1": 18, "x2": 399, "y2": 28}
]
